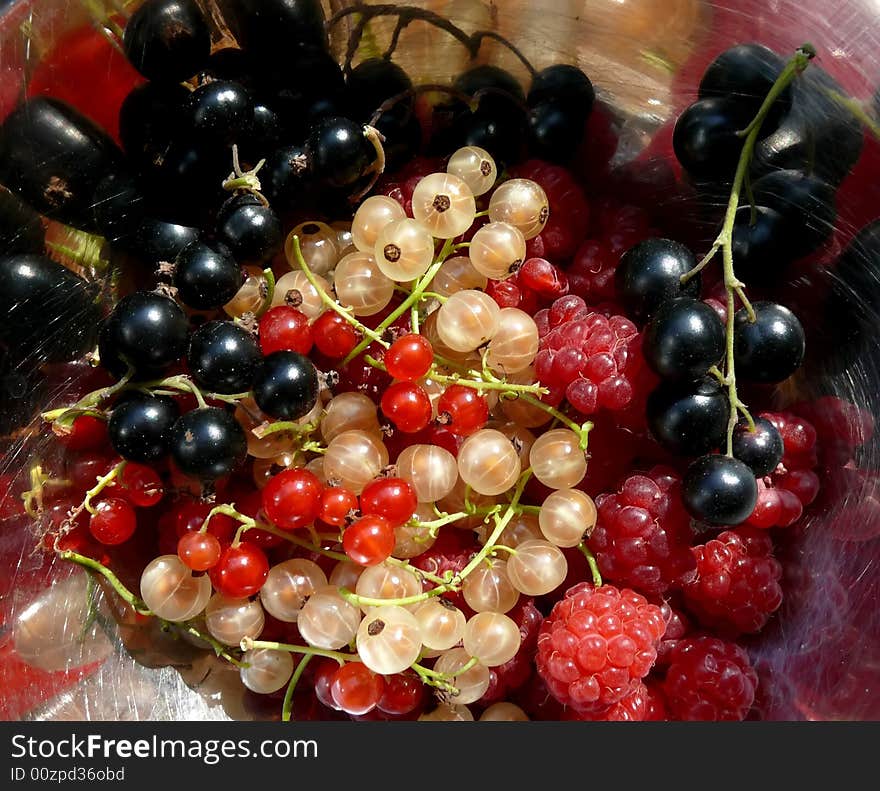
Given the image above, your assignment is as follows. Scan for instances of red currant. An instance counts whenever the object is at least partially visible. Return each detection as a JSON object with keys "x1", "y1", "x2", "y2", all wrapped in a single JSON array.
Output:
[
  {"x1": 518, "y1": 257, "x2": 569, "y2": 298},
  {"x1": 312, "y1": 311, "x2": 359, "y2": 359},
  {"x1": 88, "y1": 497, "x2": 137, "y2": 545},
  {"x1": 177, "y1": 530, "x2": 222, "y2": 571},
  {"x1": 313, "y1": 658, "x2": 342, "y2": 710},
  {"x1": 380, "y1": 382, "x2": 432, "y2": 433},
  {"x1": 318, "y1": 486, "x2": 359, "y2": 527},
  {"x1": 377, "y1": 670, "x2": 424, "y2": 716},
  {"x1": 118, "y1": 462, "x2": 164, "y2": 507},
  {"x1": 212, "y1": 541, "x2": 269, "y2": 597},
  {"x1": 486, "y1": 278, "x2": 522, "y2": 309},
  {"x1": 384, "y1": 334, "x2": 434, "y2": 380},
  {"x1": 66, "y1": 451, "x2": 116, "y2": 492},
  {"x1": 174, "y1": 499, "x2": 237, "y2": 542},
  {"x1": 359, "y1": 477, "x2": 417, "y2": 527},
  {"x1": 436, "y1": 384, "x2": 489, "y2": 436},
  {"x1": 58, "y1": 414, "x2": 109, "y2": 451},
  {"x1": 343, "y1": 514, "x2": 395, "y2": 566},
  {"x1": 261, "y1": 468, "x2": 322, "y2": 530},
  {"x1": 258, "y1": 306, "x2": 313, "y2": 355},
  {"x1": 330, "y1": 662, "x2": 385, "y2": 716}
]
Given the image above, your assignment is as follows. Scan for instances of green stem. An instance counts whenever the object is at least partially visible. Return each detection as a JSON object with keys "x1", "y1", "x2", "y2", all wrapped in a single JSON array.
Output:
[
  {"x1": 578, "y1": 542, "x2": 603, "y2": 588},
  {"x1": 255, "y1": 267, "x2": 275, "y2": 318},
  {"x1": 83, "y1": 461, "x2": 126, "y2": 515},
  {"x1": 429, "y1": 369, "x2": 548, "y2": 397},
  {"x1": 517, "y1": 393, "x2": 594, "y2": 449},
  {"x1": 59, "y1": 550, "x2": 151, "y2": 615},
  {"x1": 282, "y1": 653, "x2": 313, "y2": 722},
  {"x1": 823, "y1": 88, "x2": 880, "y2": 141},
  {"x1": 41, "y1": 369, "x2": 133, "y2": 426},
  {"x1": 338, "y1": 584, "x2": 448, "y2": 609},
  {"x1": 240, "y1": 638, "x2": 354, "y2": 665}
]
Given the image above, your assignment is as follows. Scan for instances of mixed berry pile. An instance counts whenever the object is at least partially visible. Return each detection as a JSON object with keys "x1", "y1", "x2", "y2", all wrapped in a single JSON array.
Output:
[{"x1": 0, "y1": 0, "x2": 876, "y2": 722}]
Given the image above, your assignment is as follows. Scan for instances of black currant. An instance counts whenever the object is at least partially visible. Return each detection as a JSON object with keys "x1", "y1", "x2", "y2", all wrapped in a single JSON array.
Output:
[
  {"x1": 615, "y1": 238, "x2": 701, "y2": 322},
  {"x1": 682, "y1": 454, "x2": 758, "y2": 526},
  {"x1": 673, "y1": 97, "x2": 753, "y2": 182},
  {"x1": 347, "y1": 58, "x2": 413, "y2": 122},
  {"x1": 751, "y1": 169, "x2": 836, "y2": 258},
  {"x1": 730, "y1": 205, "x2": 790, "y2": 286},
  {"x1": 260, "y1": 144, "x2": 310, "y2": 210},
  {"x1": 0, "y1": 97, "x2": 123, "y2": 231},
  {"x1": 454, "y1": 64, "x2": 525, "y2": 120},
  {"x1": 183, "y1": 80, "x2": 253, "y2": 146},
  {"x1": 733, "y1": 301, "x2": 805, "y2": 384},
  {"x1": 642, "y1": 298, "x2": 725, "y2": 380},
  {"x1": 0, "y1": 254, "x2": 99, "y2": 364},
  {"x1": 731, "y1": 416, "x2": 784, "y2": 477},
  {"x1": 173, "y1": 241, "x2": 243, "y2": 310},
  {"x1": 0, "y1": 190, "x2": 45, "y2": 256},
  {"x1": 698, "y1": 43, "x2": 792, "y2": 129},
  {"x1": 238, "y1": 102, "x2": 282, "y2": 165},
  {"x1": 374, "y1": 111, "x2": 422, "y2": 174},
  {"x1": 456, "y1": 108, "x2": 526, "y2": 167},
  {"x1": 92, "y1": 171, "x2": 147, "y2": 244},
  {"x1": 187, "y1": 320, "x2": 261, "y2": 394},
  {"x1": 99, "y1": 291, "x2": 189, "y2": 379},
  {"x1": 123, "y1": 0, "x2": 211, "y2": 83},
  {"x1": 115, "y1": 217, "x2": 200, "y2": 271},
  {"x1": 527, "y1": 102, "x2": 585, "y2": 163},
  {"x1": 252, "y1": 350, "x2": 319, "y2": 420},
  {"x1": 305, "y1": 116, "x2": 374, "y2": 189},
  {"x1": 118, "y1": 81, "x2": 189, "y2": 166},
  {"x1": 215, "y1": 194, "x2": 283, "y2": 264},
  {"x1": 646, "y1": 377, "x2": 730, "y2": 457},
  {"x1": 169, "y1": 406, "x2": 247, "y2": 480},
  {"x1": 108, "y1": 392, "x2": 180, "y2": 462},
  {"x1": 215, "y1": 0, "x2": 327, "y2": 54},
  {"x1": 527, "y1": 64, "x2": 595, "y2": 117},
  {"x1": 205, "y1": 47, "x2": 257, "y2": 85}
]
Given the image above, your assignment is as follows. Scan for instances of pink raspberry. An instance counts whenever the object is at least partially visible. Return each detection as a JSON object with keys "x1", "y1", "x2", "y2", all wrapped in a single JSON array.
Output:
[
  {"x1": 683, "y1": 527, "x2": 783, "y2": 635},
  {"x1": 663, "y1": 636, "x2": 758, "y2": 721},
  {"x1": 536, "y1": 583, "x2": 666, "y2": 713},
  {"x1": 567, "y1": 239, "x2": 618, "y2": 305},
  {"x1": 792, "y1": 396, "x2": 874, "y2": 466},
  {"x1": 562, "y1": 682, "x2": 650, "y2": 721},
  {"x1": 589, "y1": 467, "x2": 697, "y2": 597}
]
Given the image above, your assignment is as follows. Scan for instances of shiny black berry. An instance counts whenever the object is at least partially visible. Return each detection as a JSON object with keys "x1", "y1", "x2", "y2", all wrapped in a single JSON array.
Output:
[
  {"x1": 123, "y1": 0, "x2": 211, "y2": 83},
  {"x1": 305, "y1": 117, "x2": 373, "y2": 189},
  {"x1": 527, "y1": 102, "x2": 585, "y2": 163},
  {"x1": 682, "y1": 454, "x2": 758, "y2": 526},
  {"x1": 169, "y1": 406, "x2": 247, "y2": 480},
  {"x1": 215, "y1": 194, "x2": 283, "y2": 264},
  {"x1": 673, "y1": 97, "x2": 752, "y2": 182},
  {"x1": 646, "y1": 377, "x2": 730, "y2": 457},
  {"x1": 116, "y1": 217, "x2": 200, "y2": 271},
  {"x1": 174, "y1": 241, "x2": 243, "y2": 310},
  {"x1": 183, "y1": 80, "x2": 253, "y2": 145},
  {"x1": 643, "y1": 298, "x2": 725, "y2": 380},
  {"x1": 730, "y1": 205, "x2": 790, "y2": 286},
  {"x1": 99, "y1": 291, "x2": 189, "y2": 379},
  {"x1": 733, "y1": 301, "x2": 805, "y2": 384},
  {"x1": 731, "y1": 417, "x2": 784, "y2": 477},
  {"x1": 347, "y1": 58, "x2": 413, "y2": 122},
  {"x1": 260, "y1": 144, "x2": 310, "y2": 210},
  {"x1": 0, "y1": 254, "x2": 99, "y2": 364},
  {"x1": 188, "y1": 320, "x2": 261, "y2": 394},
  {"x1": 615, "y1": 238, "x2": 701, "y2": 322},
  {"x1": 108, "y1": 393, "x2": 180, "y2": 462},
  {"x1": 527, "y1": 64, "x2": 594, "y2": 116},
  {"x1": 118, "y1": 81, "x2": 189, "y2": 166},
  {"x1": 252, "y1": 350, "x2": 319, "y2": 420},
  {"x1": 215, "y1": 0, "x2": 327, "y2": 54},
  {"x1": 238, "y1": 102, "x2": 282, "y2": 164},
  {"x1": 0, "y1": 190, "x2": 45, "y2": 256},
  {"x1": 455, "y1": 65, "x2": 525, "y2": 118}
]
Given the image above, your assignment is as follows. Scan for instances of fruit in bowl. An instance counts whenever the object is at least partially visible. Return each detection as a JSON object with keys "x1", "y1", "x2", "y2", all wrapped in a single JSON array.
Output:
[{"x1": 0, "y1": 0, "x2": 877, "y2": 723}]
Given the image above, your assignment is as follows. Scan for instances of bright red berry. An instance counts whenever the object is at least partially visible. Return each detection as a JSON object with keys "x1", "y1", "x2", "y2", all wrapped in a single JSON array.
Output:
[
  {"x1": 343, "y1": 514, "x2": 395, "y2": 566},
  {"x1": 118, "y1": 462, "x2": 164, "y2": 507},
  {"x1": 258, "y1": 306, "x2": 313, "y2": 355},
  {"x1": 330, "y1": 662, "x2": 385, "y2": 715},
  {"x1": 212, "y1": 541, "x2": 269, "y2": 597},
  {"x1": 436, "y1": 384, "x2": 489, "y2": 436},
  {"x1": 318, "y1": 486, "x2": 359, "y2": 527},
  {"x1": 518, "y1": 257, "x2": 569, "y2": 298},
  {"x1": 377, "y1": 670, "x2": 423, "y2": 716},
  {"x1": 385, "y1": 334, "x2": 434, "y2": 380},
  {"x1": 380, "y1": 381, "x2": 432, "y2": 433},
  {"x1": 177, "y1": 530, "x2": 222, "y2": 571},
  {"x1": 58, "y1": 414, "x2": 109, "y2": 451},
  {"x1": 88, "y1": 497, "x2": 137, "y2": 545},
  {"x1": 359, "y1": 477, "x2": 417, "y2": 528},
  {"x1": 313, "y1": 311, "x2": 359, "y2": 359},
  {"x1": 262, "y1": 468, "x2": 322, "y2": 530}
]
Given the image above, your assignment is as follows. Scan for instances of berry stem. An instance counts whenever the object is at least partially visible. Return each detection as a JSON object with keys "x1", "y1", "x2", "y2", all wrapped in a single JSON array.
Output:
[
  {"x1": 410, "y1": 662, "x2": 460, "y2": 695},
  {"x1": 21, "y1": 464, "x2": 72, "y2": 518},
  {"x1": 338, "y1": 583, "x2": 448, "y2": 608},
  {"x1": 281, "y1": 653, "x2": 313, "y2": 722},
  {"x1": 83, "y1": 460, "x2": 126, "y2": 515},
  {"x1": 681, "y1": 44, "x2": 814, "y2": 456},
  {"x1": 823, "y1": 87, "x2": 880, "y2": 140},
  {"x1": 240, "y1": 637, "x2": 354, "y2": 666},
  {"x1": 58, "y1": 549, "x2": 151, "y2": 615},
  {"x1": 517, "y1": 393, "x2": 594, "y2": 449},
  {"x1": 578, "y1": 541, "x2": 603, "y2": 588},
  {"x1": 256, "y1": 267, "x2": 275, "y2": 318},
  {"x1": 41, "y1": 368, "x2": 133, "y2": 427}
]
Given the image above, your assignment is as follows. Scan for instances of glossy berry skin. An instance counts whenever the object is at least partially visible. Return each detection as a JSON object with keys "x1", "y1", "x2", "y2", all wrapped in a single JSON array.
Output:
[
  {"x1": 312, "y1": 312, "x2": 358, "y2": 359},
  {"x1": 436, "y1": 385, "x2": 489, "y2": 436},
  {"x1": 732, "y1": 417, "x2": 784, "y2": 477},
  {"x1": 672, "y1": 97, "x2": 752, "y2": 182},
  {"x1": 528, "y1": 64, "x2": 595, "y2": 116},
  {"x1": 174, "y1": 241, "x2": 243, "y2": 310},
  {"x1": 0, "y1": 190, "x2": 45, "y2": 257},
  {"x1": 343, "y1": 515, "x2": 395, "y2": 566},
  {"x1": 615, "y1": 238, "x2": 700, "y2": 323},
  {"x1": 733, "y1": 301, "x2": 805, "y2": 384},
  {"x1": 215, "y1": 195, "x2": 283, "y2": 264},
  {"x1": 188, "y1": 320, "x2": 261, "y2": 395},
  {"x1": 306, "y1": 117, "x2": 372, "y2": 189},
  {"x1": 108, "y1": 393, "x2": 180, "y2": 463},
  {"x1": 59, "y1": 415, "x2": 109, "y2": 452},
  {"x1": 123, "y1": 0, "x2": 211, "y2": 83},
  {"x1": 261, "y1": 468, "x2": 322, "y2": 530},
  {"x1": 183, "y1": 80, "x2": 252, "y2": 145},
  {"x1": 642, "y1": 298, "x2": 725, "y2": 379},
  {"x1": 126, "y1": 218, "x2": 199, "y2": 271},
  {"x1": 169, "y1": 407, "x2": 247, "y2": 481},
  {"x1": 258, "y1": 306, "x2": 313, "y2": 355},
  {"x1": 730, "y1": 206, "x2": 789, "y2": 286},
  {"x1": 178, "y1": 530, "x2": 222, "y2": 571},
  {"x1": 89, "y1": 498, "x2": 137, "y2": 546},
  {"x1": 380, "y1": 382, "x2": 432, "y2": 434},
  {"x1": 346, "y1": 58, "x2": 413, "y2": 123},
  {"x1": 214, "y1": 0, "x2": 327, "y2": 53},
  {"x1": 99, "y1": 291, "x2": 189, "y2": 379},
  {"x1": 213, "y1": 541, "x2": 269, "y2": 598},
  {"x1": 359, "y1": 477, "x2": 418, "y2": 528},
  {"x1": 252, "y1": 351, "x2": 320, "y2": 420},
  {"x1": 119, "y1": 81, "x2": 191, "y2": 165},
  {"x1": 682, "y1": 454, "x2": 758, "y2": 527},
  {"x1": 527, "y1": 102, "x2": 586, "y2": 163},
  {"x1": 118, "y1": 463, "x2": 164, "y2": 508},
  {"x1": 319, "y1": 486, "x2": 358, "y2": 527},
  {"x1": 646, "y1": 377, "x2": 729, "y2": 457},
  {"x1": 384, "y1": 334, "x2": 433, "y2": 381},
  {"x1": 377, "y1": 671, "x2": 423, "y2": 716},
  {"x1": 260, "y1": 144, "x2": 310, "y2": 210},
  {"x1": 330, "y1": 662, "x2": 385, "y2": 716}
]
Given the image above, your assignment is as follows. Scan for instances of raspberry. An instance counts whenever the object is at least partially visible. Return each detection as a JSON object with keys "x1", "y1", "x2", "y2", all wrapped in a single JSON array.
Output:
[
  {"x1": 536, "y1": 304, "x2": 641, "y2": 415},
  {"x1": 644, "y1": 680, "x2": 668, "y2": 720},
  {"x1": 536, "y1": 582, "x2": 666, "y2": 712},
  {"x1": 589, "y1": 467, "x2": 697, "y2": 597},
  {"x1": 511, "y1": 159, "x2": 590, "y2": 260},
  {"x1": 663, "y1": 636, "x2": 758, "y2": 721},
  {"x1": 567, "y1": 239, "x2": 618, "y2": 305},
  {"x1": 563, "y1": 682, "x2": 650, "y2": 720},
  {"x1": 792, "y1": 396, "x2": 874, "y2": 466},
  {"x1": 682, "y1": 527, "x2": 783, "y2": 635}
]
